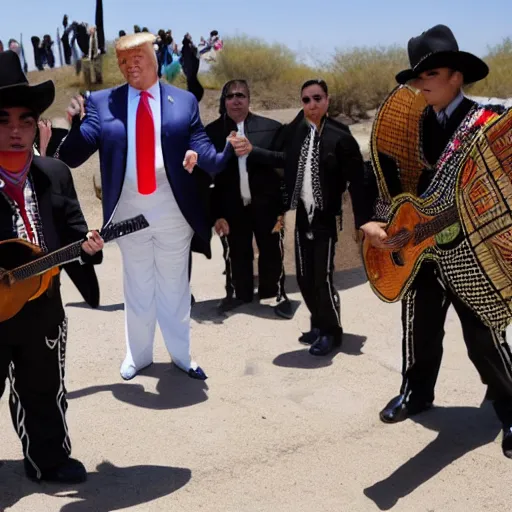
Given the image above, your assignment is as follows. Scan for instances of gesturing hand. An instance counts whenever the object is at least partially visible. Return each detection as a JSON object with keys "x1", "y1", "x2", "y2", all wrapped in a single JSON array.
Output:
[
  {"x1": 66, "y1": 95, "x2": 85, "y2": 123},
  {"x1": 183, "y1": 150, "x2": 198, "y2": 173},
  {"x1": 228, "y1": 135, "x2": 253, "y2": 157},
  {"x1": 214, "y1": 218, "x2": 230, "y2": 237},
  {"x1": 37, "y1": 118, "x2": 52, "y2": 157},
  {"x1": 81, "y1": 230, "x2": 104, "y2": 256}
]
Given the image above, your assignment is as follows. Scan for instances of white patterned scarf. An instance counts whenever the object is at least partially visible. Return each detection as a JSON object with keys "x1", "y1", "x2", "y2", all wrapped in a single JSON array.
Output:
[{"x1": 291, "y1": 122, "x2": 323, "y2": 223}]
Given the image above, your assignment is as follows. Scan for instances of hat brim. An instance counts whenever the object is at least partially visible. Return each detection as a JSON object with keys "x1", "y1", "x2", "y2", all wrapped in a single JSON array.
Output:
[
  {"x1": 0, "y1": 80, "x2": 55, "y2": 115},
  {"x1": 395, "y1": 51, "x2": 489, "y2": 85}
]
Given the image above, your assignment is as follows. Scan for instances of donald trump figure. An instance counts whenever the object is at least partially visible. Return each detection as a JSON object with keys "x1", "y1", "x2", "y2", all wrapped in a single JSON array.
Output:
[{"x1": 59, "y1": 32, "x2": 234, "y2": 381}]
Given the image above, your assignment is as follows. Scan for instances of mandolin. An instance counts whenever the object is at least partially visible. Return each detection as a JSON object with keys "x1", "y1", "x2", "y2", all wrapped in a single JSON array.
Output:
[
  {"x1": 362, "y1": 197, "x2": 459, "y2": 302},
  {"x1": 0, "y1": 214, "x2": 149, "y2": 322}
]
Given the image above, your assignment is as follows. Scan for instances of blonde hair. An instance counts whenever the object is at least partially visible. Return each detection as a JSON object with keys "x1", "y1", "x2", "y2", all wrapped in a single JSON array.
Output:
[{"x1": 115, "y1": 32, "x2": 155, "y2": 52}]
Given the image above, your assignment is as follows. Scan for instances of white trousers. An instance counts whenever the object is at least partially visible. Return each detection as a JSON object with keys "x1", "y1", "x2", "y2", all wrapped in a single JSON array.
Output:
[{"x1": 113, "y1": 171, "x2": 196, "y2": 372}]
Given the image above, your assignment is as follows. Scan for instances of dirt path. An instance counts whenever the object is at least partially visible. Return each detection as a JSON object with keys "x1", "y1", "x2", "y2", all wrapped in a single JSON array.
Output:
[{"x1": 2, "y1": 103, "x2": 512, "y2": 512}]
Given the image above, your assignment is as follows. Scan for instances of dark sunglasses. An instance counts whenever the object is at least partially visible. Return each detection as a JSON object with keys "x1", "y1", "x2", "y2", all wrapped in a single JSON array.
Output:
[
  {"x1": 301, "y1": 94, "x2": 325, "y2": 104},
  {"x1": 225, "y1": 92, "x2": 247, "y2": 100}
]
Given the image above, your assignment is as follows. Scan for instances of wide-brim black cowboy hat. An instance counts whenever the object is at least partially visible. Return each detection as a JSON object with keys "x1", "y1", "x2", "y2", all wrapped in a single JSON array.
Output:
[
  {"x1": 396, "y1": 24, "x2": 489, "y2": 85},
  {"x1": 0, "y1": 50, "x2": 55, "y2": 114}
]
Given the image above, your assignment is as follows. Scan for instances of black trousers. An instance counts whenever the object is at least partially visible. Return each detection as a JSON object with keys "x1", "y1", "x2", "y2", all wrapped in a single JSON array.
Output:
[
  {"x1": 224, "y1": 203, "x2": 286, "y2": 302},
  {"x1": 295, "y1": 202, "x2": 342, "y2": 338},
  {"x1": 400, "y1": 263, "x2": 512, "y2": 425},
  {"x1": 0, "y1": 296, "x2": 71, "y2": 476}
]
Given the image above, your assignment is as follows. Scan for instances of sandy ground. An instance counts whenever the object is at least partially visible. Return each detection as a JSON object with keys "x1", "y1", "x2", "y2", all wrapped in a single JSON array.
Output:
[{"x1": 2, "y1": 109, "x2": 512, "y2": 512}]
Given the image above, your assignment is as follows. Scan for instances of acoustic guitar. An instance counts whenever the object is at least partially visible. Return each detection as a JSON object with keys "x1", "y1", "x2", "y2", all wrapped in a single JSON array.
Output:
[
  {"x1": 0, "y1": 214, "x2": 149, "y2": 322},
  {"x1": 362, "y1": 197, "x2": 459, "y2": 302}
]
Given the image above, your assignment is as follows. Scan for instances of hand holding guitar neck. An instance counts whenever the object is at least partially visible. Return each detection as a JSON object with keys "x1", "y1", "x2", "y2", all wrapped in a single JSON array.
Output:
[{"x1": 0, "y1": 215, "x2": 149, "y2": 323}]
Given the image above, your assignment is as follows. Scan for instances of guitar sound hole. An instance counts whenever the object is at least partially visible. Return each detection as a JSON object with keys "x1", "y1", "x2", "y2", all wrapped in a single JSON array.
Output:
[{"x1": 391, "y1": 251, "x2": 405, "y2": 267}]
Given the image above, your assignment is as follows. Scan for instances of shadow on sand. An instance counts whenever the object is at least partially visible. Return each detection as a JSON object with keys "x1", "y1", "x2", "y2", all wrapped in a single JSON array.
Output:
[
  {"x1": 0, "y1": 460, "x2": 191, "y2": 512},
  {"x1": 67, "y1": 362, "x2": 208, "y2": 410},
  {"x1": 363, "y1": 402, "x2": 501, "y2": 510}
]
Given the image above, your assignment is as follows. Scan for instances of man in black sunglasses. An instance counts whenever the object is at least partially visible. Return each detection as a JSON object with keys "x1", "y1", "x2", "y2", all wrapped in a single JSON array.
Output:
[
  {"x1": 235, "y1": 79, "x2": 369, "y2": 355},
  {"x1": 203, "y1": 79, "x2": 293, "y2": 318}
]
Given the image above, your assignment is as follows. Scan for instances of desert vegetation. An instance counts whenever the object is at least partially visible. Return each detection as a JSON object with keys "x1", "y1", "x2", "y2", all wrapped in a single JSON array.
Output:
[{"x1": 29, "y1": 34, "x2": 512, "y2": 120}]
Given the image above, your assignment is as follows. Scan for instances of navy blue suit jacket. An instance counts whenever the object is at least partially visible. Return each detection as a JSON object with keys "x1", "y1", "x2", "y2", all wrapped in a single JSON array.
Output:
[{"x1": 58, "y1": 82, "x2": 232, "y2": 242}]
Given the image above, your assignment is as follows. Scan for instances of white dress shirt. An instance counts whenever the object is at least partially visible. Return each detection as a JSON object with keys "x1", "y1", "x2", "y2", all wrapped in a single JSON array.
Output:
[
  {"x1": 237, "y1": 121, "x2": 251, "y2": 205},
  {"x1": 125, "y1": 81, "x2": 165, "y2": 188}
]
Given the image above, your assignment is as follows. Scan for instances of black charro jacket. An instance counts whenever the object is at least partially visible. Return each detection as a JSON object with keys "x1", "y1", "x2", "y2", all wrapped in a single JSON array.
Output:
[
  {"x1": 249, "y1": 110, "x2": 368, "y2": 230},
  {"x1": 0, "y1": 156, "x2": 102, "y2": 334},
  {"x1": 205, "y1": 112, "x2": 286, "y2": 222}
]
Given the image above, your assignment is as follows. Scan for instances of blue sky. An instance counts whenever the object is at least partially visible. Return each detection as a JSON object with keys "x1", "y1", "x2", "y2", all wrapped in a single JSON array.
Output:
[{"x1": 1, "y1": 0, "x2": 511, "y2": 71}]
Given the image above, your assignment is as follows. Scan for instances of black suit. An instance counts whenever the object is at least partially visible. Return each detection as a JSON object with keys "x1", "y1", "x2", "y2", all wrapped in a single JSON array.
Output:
[
  {"x1": 366, "y1": 98, "x2": 512, "y2": 425},
  {"x1": 0, "y1": 156, "x2": 102, "y2": 474},
  {"x1": 207, "y1": 113, "x2": 287, "y2": 302}
]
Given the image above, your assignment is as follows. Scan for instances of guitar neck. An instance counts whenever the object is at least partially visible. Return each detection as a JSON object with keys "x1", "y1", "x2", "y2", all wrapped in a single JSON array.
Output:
[
  {"x1": 7, "y1": 214, "x2": 149, "y2": 284},
  {"x1": 10, "y1": 241, "x2": 82, "y2": 282},
  {"x1": 414, "y1": 206, "x2": 459, "y2": 244}
]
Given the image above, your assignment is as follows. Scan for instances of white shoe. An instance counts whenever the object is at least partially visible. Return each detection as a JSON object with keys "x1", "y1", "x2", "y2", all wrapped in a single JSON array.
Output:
[
  {"x1": 120, "y1": 361, "x2": 153, "y2": 381},
  {"x1": 120, "y1": 364, "x2": 138, "y2": 381}
]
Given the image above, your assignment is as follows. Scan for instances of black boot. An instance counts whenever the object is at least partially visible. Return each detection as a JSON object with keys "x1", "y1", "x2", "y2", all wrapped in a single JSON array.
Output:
[
  {"x1": 309, "y1": 335, "x2": 341, "y2": 356},
  {"x1": 217, "y1": 296, "x2": 250, "y2": 313},
  {"x1": 502, "y1": 426, "x2": 512, "y2": 459},
  {"x1": 379, "y1": 394, "x2": 433, "y2": 424},
  {"x1": 275, "y1": 299, "x2": 294, "y2": 319},
  {"x1": 24, "y1": 457, "x2": 87, "y2": 483},
  {"x1": 299, "y1": 328, "x2": 320, "y2": 345}
]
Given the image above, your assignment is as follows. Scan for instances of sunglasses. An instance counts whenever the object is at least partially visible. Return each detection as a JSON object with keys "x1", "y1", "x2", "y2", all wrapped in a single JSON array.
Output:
[
  {"x1": 301, "y1": 94, "x2": 325, "y2": 104},
  {"x1": 225, "y1": 92, "x2": 247, "y2": 100}
]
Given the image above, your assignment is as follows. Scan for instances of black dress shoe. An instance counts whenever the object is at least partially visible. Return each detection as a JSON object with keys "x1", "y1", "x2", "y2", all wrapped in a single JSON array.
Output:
[
  {"x1": 188, "y1": 366, "x2": 208, "y2": 380},
  {"x1": 217, "y1": 297, "x2": 249, "y2": 313},
  {"x1": 24, "y1": 457, "x2": 87, "y2": 483},
  {"x1": 275, "y1": 299, "x2": 294, "y2": 319},
  {"x1": 191, "y1": 294, "x2": 196, "y2": 307},
  {"x1": 379, "y1": 394, "x2": 433, "y2": 424},
  {"x1": 309, "y1": 335, "x2": 340, "y2": 356},
  {"x1": 502, "y1": 426, "x2": 512, "y2": 458},
  {"x1": 299, "y1": 328, "x2": 320, "y2": 345}
]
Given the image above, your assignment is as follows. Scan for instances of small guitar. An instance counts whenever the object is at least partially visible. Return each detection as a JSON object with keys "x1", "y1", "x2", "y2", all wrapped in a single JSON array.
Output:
[
  {"x1": 362, "y1": 197, "x2": 459, "y2": 302},
  {"x1": 0, "y1": 214, "x2": 149, "y2": 322}
]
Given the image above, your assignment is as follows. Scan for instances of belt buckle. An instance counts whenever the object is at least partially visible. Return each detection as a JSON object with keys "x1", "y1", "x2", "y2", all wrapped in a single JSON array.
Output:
[{"x1": 306, "y1": 231, "x2": 314, "y2": 240}]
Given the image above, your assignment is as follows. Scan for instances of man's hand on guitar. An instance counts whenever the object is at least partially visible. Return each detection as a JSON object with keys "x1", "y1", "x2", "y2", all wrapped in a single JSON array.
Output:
[
  {"x1": 360, "y1": 222, "x2": 390, "y2": 249},
  {"x1": 82, "y1": 231, "x2": 104, "y2": 255}
]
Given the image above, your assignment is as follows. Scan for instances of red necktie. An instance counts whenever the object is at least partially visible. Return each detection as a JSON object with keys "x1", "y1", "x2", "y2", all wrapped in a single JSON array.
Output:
[{"x1": 136, "y1": 91, "x2": 156, "y2": 195}]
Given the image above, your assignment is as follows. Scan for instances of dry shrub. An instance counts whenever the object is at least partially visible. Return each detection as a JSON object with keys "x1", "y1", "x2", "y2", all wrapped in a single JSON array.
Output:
[
  {"x1": 210, "y1": 35, "x2": 296, "y2": 84},
  {"x1": 28, "y1": 36, "x2": 512, "y2": 121},
  {"x1": 469, "y1": 38, "x2": 512, "y2": 98},
  {"x1": 328, "y1": 46, "x2": 408, "y2": 119},
  {"x1": 209, "y1": 35, "x2": 319, "y2": 109}
]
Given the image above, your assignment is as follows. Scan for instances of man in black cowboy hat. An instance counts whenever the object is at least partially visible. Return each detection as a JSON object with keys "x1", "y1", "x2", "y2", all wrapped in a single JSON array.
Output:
[
  {"x1": 0, "y1": 50, "x2": 104, "y2": 482},
  {"x1": 360, "y1": 24, "x2": 512, "y2": 457}
]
